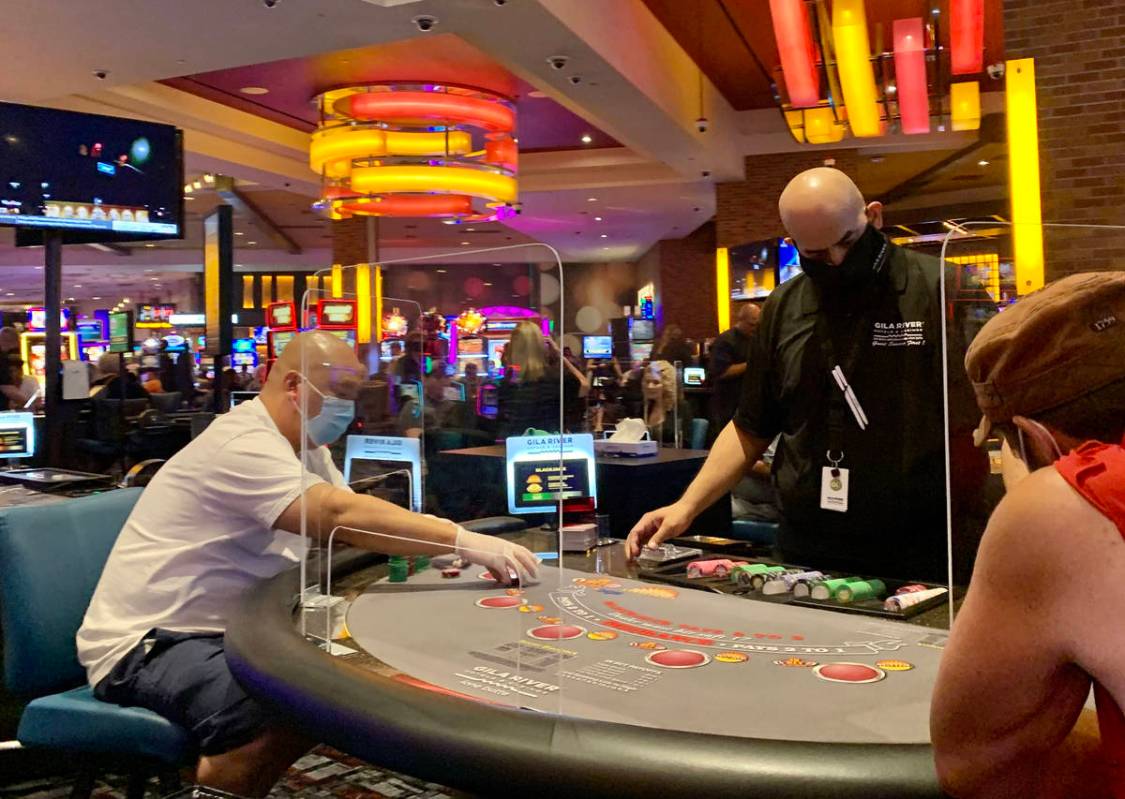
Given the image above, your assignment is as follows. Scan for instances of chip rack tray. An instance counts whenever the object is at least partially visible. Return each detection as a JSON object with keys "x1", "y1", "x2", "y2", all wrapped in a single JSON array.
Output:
[{"x1": 640, "y1": 558, "x2": 952, "y2": 620}]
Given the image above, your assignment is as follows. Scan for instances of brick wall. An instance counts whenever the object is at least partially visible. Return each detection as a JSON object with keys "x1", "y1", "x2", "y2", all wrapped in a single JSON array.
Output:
[
  {"x1": 716, "y1": 150, "x2": 861, "y2": 248},
  {"x1": 657, "y1": 221, "x2": 718, "y2": 340},
  {"x1": 1004, "y1": 0, "x2": 1125, "y2": 278},
  {"x1": 332, "y1": 217, "x2": 371, "y2": 266}
]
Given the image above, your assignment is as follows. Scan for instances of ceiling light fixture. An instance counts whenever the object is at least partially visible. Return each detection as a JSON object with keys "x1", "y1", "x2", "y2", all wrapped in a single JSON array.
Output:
[
  {"x1": 581, "y1": 134, "x2": 593, "y2": 144},
  {"x1": 594, "y1": 216, "x2": 603, "y2": 221},
  {"x1": 234, "y1": 231, "x2": 244, "y2": 236},
  {"x1": 587, "y1": 197, "x2": 597, "y2": 202},
  {"x1": 978, "y1": 159, "x2": 990, "y2": 166},
  {"x1": 239, "y1": 87, "x2": 270, "y2": 95},
  {"x1": 600, "y1": 234, "x2": 608, "y2": 238}
]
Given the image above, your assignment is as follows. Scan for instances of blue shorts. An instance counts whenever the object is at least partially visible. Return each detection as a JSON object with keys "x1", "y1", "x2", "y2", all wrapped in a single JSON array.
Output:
[{"x1": 94, "y1": 628, "x2": 271, "y2": 756}]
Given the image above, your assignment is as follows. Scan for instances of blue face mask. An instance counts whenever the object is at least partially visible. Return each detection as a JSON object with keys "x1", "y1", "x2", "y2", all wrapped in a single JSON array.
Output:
[{"x1": 298, "y1": 376, "x2": 354, "y2": 446}]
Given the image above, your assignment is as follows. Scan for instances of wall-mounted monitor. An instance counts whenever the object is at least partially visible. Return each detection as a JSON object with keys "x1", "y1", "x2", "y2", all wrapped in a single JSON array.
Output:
[
  {"x1": 582, "y1": 335, "x2": 613, "y2": 360},
  {"x1": 0, "y1": 102, "x2": 182, "y2": 243},
  {"x1": 778, "y1": 238, "x2": 803, "y2": 284},
  {"x1": 729, "y1": 240, "x2": 777, "y2": 299},
  {"x1": 630, "y1": 318, "x2": 655, "y2": 342}
]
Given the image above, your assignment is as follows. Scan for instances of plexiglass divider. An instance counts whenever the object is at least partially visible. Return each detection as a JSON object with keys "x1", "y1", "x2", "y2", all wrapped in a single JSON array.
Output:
[
  {"x1": 295, "y1": 243, "x2": 568, "y2": 702},
  {"x1": 938, "y1": 221, "x2": 1125, "y2": 625}
]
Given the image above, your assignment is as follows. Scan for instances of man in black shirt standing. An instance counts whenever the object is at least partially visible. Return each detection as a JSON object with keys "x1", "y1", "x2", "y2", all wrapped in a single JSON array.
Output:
[
  {"x1": 708, "y1": 302, "x2": 761, "y2": 432},
  {"x1": 628, "y1": 167, "x2": 979, "y2": 580}
]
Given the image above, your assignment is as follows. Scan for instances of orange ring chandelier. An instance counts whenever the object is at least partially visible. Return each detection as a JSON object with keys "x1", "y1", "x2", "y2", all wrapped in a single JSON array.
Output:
[{"x1": 311, "y1": 83, "x2": 519, "y2": 223}]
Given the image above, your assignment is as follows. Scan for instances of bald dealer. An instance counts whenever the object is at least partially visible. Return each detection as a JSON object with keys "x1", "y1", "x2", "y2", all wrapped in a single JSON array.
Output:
[{"x1": 629, "y1": 168, "x2": 956, "y2": 580}]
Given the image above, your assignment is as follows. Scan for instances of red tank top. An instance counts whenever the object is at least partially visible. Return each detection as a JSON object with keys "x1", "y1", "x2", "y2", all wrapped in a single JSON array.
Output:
[{"x1": 1056, "y1": 437, "x2": 1125, "y2": 791}]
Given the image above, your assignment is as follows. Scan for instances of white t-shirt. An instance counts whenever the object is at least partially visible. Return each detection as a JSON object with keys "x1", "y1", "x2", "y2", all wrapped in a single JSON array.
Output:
[{"x1": 78, "y1": 397, "x2": 348, "y2": 687}]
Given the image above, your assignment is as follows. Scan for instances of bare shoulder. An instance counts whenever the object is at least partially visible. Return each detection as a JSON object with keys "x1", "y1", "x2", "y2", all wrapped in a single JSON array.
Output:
[{"x1": 980, "y1": 466, "x2": 1117, "y2": 573}]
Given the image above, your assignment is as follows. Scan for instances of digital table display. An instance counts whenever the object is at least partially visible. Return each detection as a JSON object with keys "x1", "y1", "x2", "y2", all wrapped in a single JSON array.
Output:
[{"x1": 505, "y1": 433, "x2": 597, "y2": 515}]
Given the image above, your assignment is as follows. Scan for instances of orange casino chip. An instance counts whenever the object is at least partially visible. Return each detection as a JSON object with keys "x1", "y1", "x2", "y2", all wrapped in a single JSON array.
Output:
[
  {"x1": 875, "y1": 659, "x2": 915, "y2": 672},
  {"x1": 714, "y1": 652, "x2": 749, "y2": 663},
  {"x1": 518, "y1": 604, "x2": 545, "y2": 613},
  {"x1": 537, "y1": 615, "x2": 562, "y2": 624},
  {"x1": 587, "y1": 630, "x2": 618, "y2": 641}
]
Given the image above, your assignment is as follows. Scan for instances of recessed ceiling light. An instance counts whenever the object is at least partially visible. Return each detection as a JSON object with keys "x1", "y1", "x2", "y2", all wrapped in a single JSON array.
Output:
[
  {"x1": 145, "y1": 243, "x2": 155, "y2": 248},
  {"x1": 149, "y1": 277, "x2": 159, "y2": 281},
  {"x1": 527, "y1": 90, "x2": 548, "y2": 99},
  {"x1": 234, "y1": 232, "x2": 244, "y2": 236},
  {"x1": 5, "y1": 293, "x2": 13, "y2": 297},
  {"x1": 461, "y1": 241, "x2": 471, "y2": 245},
  {"x1": 600, "y1": 234, "x2": 608, "y2": 238},
  {"x1": 248, "y1": 241, "x2": 257, "y2": 245},
  {"x1": 978, "y1": 159, "x2": 990, "y2": 166},
  {"x1": 436, "y1": 269, "x2": 447, "y2": 273},
  {"x1": 602, "y1": 247, "x2": 610, "y2": 251},
  {"x1": 34, "y1": 266, "x2": 42, "y2": 271},
  {"x1": 92, "y1": 296, "x2": 101, "y2": 301},
  {"x1": 466, "y1": 228, "x2": 475, "y2": 232},
  {"x1": 442, "y1": 219, "x2": 457, "y2": 225},
  {"x1": 587, "y1": 197, "x2": 597, "y2": 202},
  {"x1": 239, "y1": 86, "x2": 269, "y2": 95},
  {"x1": 594, "y1": 216, "x2": 603, "y2": 221},
  {"x1": 74, "y1": 284, "x2": 82, "y2": 288},
  {"x1": 483, "y1": 282, "x2": 493, "y2": 287},
  {"x1": 66, "y1": 297, "x2": 75, "y2": 302},
  {"x1": 184, "y1": 196, "x2": 195, "y2": 201},
  {"x1": 581, "y1": 134, "x2": 593, "y2": 144}
]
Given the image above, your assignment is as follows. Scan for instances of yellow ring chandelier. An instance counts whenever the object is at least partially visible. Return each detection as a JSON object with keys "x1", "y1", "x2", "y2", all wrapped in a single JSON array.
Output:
[{"x1": 311, "y1": 83, "x2": 519, "y2": 223}]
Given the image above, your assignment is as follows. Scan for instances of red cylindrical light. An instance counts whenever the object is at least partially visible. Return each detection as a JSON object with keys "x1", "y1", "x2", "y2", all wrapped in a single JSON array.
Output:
[
  {"x1": 769, "y1": 0, "x2": 820, "y2": 108},
  {"x1": 337, "y1": 194, "x2": 474, "y2": 217},
  {"x1": 893, "y1": 18, "x2": 930, "y2": 135},
  {"x1": 950, "y1": 0, "x2": 984, "y2": 75},
  {"x1": 338, "y1": 92, "x2": 515, "y2": 132}
]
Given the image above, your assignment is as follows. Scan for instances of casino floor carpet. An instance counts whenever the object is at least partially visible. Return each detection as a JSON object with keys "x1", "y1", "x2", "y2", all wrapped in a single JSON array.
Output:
[{"x1": 0, "y1": 746, "x2": 466, "y2": 799}]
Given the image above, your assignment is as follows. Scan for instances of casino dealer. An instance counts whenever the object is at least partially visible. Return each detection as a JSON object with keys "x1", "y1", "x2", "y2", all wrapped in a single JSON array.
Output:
[
  {"x1": 627, "y1": 167, "x2": 989, "y2": 580},
  {"x1": 76, "y1": 330, "x2": 539, "y2": 797}
]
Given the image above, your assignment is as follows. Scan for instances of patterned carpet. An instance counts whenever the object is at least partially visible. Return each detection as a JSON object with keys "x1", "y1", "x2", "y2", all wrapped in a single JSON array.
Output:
[{"x1": 0, "y1": 746, "x2": 465, "y2": 799}]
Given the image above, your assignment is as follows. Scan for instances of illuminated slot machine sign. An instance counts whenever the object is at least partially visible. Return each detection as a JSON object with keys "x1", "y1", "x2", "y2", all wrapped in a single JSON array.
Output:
[
  {"x1": 231, "y1": 337, "x2": 258, "y2": 368},
  {"x1": 135, "y1": 303, "x2": 175, "y2": 329},
  {"x1": 505, "y1": 433, "x2": 598, "y2": 515},
  {"x1": 21, "y1": 308, "x2": 78, "y2": 384},
  {"x1": 266, "y1": 301, "x2": 297, "y2": 368},
  {"x1": 317, "y1": 299, "x2": 358, "y2": 352},
  {"x1": 0, "y1": 413, "x2": 35, "y2": 458},
  {"x1": 77, "y1": 316, "x2": 109, "y2": 362}
]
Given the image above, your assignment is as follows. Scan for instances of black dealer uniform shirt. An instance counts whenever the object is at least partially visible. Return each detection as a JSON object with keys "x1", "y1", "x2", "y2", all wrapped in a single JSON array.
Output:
[{"x1": 734, "y1": 243, "x2": 950, "y2": 581}]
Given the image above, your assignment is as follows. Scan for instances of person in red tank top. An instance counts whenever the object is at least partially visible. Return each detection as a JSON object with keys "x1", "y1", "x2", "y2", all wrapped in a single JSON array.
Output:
[{"x1": 932, "y1": 272, "x2": 1125, "y2": 798}]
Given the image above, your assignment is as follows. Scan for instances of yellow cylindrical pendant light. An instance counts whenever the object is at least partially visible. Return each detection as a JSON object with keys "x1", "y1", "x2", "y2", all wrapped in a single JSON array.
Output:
[
  {"x1": 805, "y1": 107, "x2": 846, "y2": 144},
  {"x1": 715, "y1": 248, "x2": 731, "y2": 332},
  {"x1": 331, "y1": 264, "x2": 343, "y2": 299},
  {"x1": 374, "y1": 265, "x2": 383, "y2": 343},
  {"x1": 1006, "y1": 59, "x2": 1045, "y2": 295},
  {"x1": 832, "y1": 0, "x2": 881, "y2": 137},
  {"x1": 950, "y1": 81, "x2": 981, "y2": 131},
  {"x1": 356, "y1": 262, "x2": 372, "y2": 345}
]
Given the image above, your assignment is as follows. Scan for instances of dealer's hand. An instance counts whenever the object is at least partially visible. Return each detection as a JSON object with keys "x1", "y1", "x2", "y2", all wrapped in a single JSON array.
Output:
[
  {"x1": 626, "y1": 501, "x2": 694, "y2": 560},
  {"x1": 455, "y1": 528, "x2": 540, "y2": 586}
]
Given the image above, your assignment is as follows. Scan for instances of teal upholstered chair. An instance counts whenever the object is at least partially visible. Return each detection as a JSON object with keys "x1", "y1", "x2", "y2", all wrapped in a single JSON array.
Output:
[{"x1": 0, "y1": 489, "x2": 194, "y2": 798}]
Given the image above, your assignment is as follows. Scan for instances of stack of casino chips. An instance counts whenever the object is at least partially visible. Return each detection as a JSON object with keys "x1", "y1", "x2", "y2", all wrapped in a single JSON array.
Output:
[
  {"x1": 883, "y1": 584, "x2": 948, "y2": 611},
  {"x1": 389, "y1": 555, "x2": 409, "y2": 583},
  {"x1": 808, "y1": 576, "x2": 887, "y2": 603}
]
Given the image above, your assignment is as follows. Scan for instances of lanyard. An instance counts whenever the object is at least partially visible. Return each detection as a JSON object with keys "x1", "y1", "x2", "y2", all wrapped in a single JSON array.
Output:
[{"x1": 814, "y1": 238, "x2": 891, "y2": 462}]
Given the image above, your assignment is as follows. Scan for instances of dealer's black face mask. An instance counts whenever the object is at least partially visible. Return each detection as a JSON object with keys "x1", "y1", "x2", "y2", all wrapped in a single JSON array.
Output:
[{"x1": 799, "y1": 223, "x2": 885, "y2": 290}]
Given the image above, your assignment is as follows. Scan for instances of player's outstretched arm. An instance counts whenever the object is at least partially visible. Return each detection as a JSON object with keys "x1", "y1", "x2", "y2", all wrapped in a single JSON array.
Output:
[
  {"x1": 931, "y1": 467, "x2": 1111, "y2": 798},
  {"x1": 625, "y1": 421, "x2": 769, "y2": 559},
  {"x1": 275, "y1": 484, "x2": 539, "y2": 585}
]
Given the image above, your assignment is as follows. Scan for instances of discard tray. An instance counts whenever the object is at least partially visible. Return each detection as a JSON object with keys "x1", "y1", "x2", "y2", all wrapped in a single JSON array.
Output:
[
  {"x1": 0, "y1": 467, "x2": 113, "y2": 490},
  {"x1": 640, "y1": 557, "x2": 951, "y2": 620}
]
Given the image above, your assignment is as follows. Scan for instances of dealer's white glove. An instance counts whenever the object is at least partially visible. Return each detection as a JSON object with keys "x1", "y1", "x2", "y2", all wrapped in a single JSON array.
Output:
[{"x1": 454, "y1": 527, "x2": 540, "y2": 586}]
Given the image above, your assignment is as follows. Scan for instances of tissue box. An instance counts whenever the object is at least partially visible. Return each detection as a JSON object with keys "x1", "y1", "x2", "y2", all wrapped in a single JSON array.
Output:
[
  {"x1": 594, "y1": 439, "x2": 658, "y2": 457},
  {"x1": 561, "y1": 523, "x2": 598, "y2": 552}
]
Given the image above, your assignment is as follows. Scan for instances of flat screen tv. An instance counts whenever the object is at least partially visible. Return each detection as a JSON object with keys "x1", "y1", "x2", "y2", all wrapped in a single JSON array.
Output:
[
  {"x1": 582, "y1": 335, "x2": 613, "y2": 360},
  {"x1": 0, "y1": 102, "x2": 183, "y2": 244}
]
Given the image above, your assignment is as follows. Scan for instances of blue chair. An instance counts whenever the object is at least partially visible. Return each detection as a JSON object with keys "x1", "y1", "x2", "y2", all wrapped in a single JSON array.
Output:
[
  {"x1": 689, "y1": 418, "x2": 709, "y2": 450},
  {"x1": 729, "y1": 517, "x2": 780, "y2": 546},
  {"x1": 0, "y1": 488, "x2": 194, "y2": 798}
]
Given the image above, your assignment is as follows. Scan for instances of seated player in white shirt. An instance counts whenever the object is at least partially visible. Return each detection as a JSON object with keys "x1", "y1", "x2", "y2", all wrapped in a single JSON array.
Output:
[{"x1": 77, "y1": 330, "x2": 539, "y2": 797}]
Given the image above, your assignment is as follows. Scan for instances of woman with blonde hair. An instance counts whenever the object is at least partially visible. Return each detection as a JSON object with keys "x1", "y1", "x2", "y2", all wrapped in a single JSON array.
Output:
[{"x1": 497, "y1": 321, "x2": 589, "y2": 436}]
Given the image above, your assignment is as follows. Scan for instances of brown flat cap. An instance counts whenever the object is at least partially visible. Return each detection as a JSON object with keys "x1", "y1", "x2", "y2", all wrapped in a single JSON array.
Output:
[{"x1": 965, "y1": 272, "x2": 1125, "y2": 445}]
